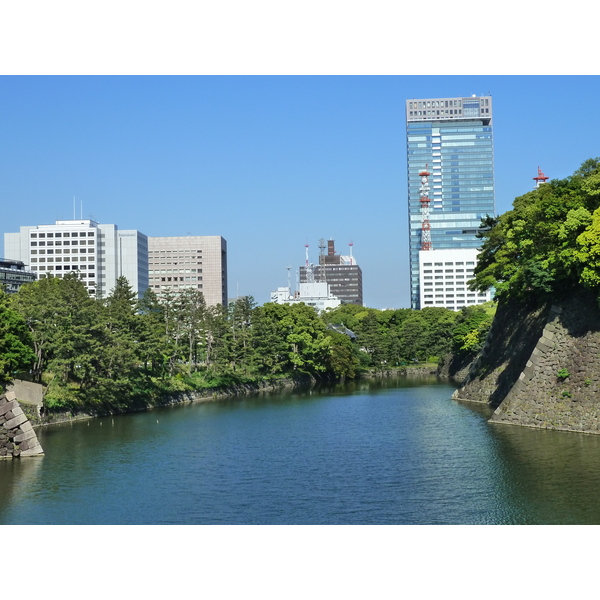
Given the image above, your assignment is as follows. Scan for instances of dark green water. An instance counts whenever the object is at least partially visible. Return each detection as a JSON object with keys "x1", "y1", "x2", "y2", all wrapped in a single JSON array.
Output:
[{"x1": 2, "y1": 377, "x2": 600, "y2": 524}]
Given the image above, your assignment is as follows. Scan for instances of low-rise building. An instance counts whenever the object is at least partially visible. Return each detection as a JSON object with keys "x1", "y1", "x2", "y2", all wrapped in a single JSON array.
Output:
[{"x1": 0, "y1": 258, "x2": 36, "y2": 293}]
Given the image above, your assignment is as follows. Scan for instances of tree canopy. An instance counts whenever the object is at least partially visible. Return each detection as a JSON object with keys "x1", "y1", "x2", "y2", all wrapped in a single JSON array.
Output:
[{"x1": 471, "y1": 158, "x2": 600, "y2": 303}]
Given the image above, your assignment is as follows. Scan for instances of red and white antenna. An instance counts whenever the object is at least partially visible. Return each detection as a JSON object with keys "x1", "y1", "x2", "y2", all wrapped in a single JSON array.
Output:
[
  {"x1": 419, "y1": 166, "x2": 432, "y2": 251},
  {"x1": 533, "y1": 166, "x2": 549, "y2": 188}
]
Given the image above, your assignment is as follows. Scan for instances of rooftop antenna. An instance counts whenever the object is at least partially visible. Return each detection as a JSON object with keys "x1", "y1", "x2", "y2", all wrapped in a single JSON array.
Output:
[
  {"x1": 287, "y1": 265, "x2": 292, "y2": 291},
  {"x1": 318, "y1": 238, "x2": 327, "y2": 282},
  {"x1": 348, "y1": 241, "x2": 354, "y2": 265},
  {"x1": 304, "y1": 244, "x2": 314, "y2": 283}
]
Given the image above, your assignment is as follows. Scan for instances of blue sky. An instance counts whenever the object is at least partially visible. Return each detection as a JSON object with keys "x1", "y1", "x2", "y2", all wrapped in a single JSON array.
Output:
[{"x1": 3, "y1": 75, "x2": 600, "y2": 308}]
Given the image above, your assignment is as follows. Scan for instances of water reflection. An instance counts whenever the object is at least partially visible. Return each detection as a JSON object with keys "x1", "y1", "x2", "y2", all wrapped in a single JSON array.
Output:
[
  {"x1": 489, "y1": 423, "x2": 600, "y2": 524},
  {"x1": 4, "y1": 379, "x2": 600, "y2": 524}
]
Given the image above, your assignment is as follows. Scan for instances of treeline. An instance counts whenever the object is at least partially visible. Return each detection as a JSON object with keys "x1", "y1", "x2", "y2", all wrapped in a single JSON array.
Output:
[{"x1": 0, "y1": 272, "x2": 495, "y2": 414}]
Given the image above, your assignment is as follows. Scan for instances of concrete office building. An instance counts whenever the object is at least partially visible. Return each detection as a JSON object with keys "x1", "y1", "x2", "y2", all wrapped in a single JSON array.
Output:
[
  {"x1": 148, "y1": 236, "x2": 227, "y2": 306},
  {"x1": 299, "y1": 239, "x2": 363, "y2": 305},
  {"x1": 406, "y1": 95, "x2": 495, "y2": 309},
  {"x1": 419, "y1": 247, "x2": 492, "y2": 310},
  {"x1": 4, "y1": 220, "x2": 148, "y2": 299}
]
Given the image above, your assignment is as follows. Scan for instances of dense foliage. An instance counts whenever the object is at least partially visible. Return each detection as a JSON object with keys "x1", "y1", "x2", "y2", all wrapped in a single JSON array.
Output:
[
  {"x1": 0, "y1": 273, "x2": 496, "y2": 413},
  {"x1": 471, "y1": 158, "x2": 600, "y2": 303}
]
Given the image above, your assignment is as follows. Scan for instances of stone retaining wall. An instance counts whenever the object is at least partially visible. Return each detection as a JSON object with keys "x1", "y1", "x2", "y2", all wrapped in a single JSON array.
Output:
[
  {"x1": 0, "y1": 391, "x2": 44, "y2": 459},
  {"x1": 454, "y1": 290, "x2": 600, "y2": 434}
]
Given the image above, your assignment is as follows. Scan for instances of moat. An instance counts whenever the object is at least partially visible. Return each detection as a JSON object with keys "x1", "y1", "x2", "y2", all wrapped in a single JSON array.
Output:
[{"x1": 3, "y1": 377, "x2": 600, "y2": 525}]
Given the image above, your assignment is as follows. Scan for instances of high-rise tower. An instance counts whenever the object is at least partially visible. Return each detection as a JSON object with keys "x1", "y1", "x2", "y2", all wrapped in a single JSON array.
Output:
[{"x1": 406, "y1": 95, "x2": 495, "y2": 309}]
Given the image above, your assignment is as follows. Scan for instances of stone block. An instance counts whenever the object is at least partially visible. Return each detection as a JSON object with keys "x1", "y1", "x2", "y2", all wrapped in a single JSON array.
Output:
[
  {"x1": 5, "y1": 391, "x2": 16, "y2": 401},
  {"x1": 0, "y1": 400, "x2": 18, "y2": 417},
  {"x1": 20, "y1": 444, "x2": 44, "y2": 456},
  {"x1": 4, "y1": 412, "x2": 28, "y2": 429},
  {"x1": 542, "y1": 329, "x2": 555, "y2": 341},
  {"x1": 19, "y1": 420, "x2": 33, "y2": 433},
  {"x1": 537, "y1": 339, "x2": 553, "y2": 353},
  {"x1": 14, "y1": 429, "x2": 37, "y2": 443},
  {"x1": 522, "y1": 366, "x2": 535, "y2": 381}
]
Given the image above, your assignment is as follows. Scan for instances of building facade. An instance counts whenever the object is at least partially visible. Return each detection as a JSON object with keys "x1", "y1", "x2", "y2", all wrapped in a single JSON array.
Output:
[
  {"x1": 4, "y1": 220, "x2": 148, "y2": 299},
  {"x1": 419, "y1": 247, "x2": 492, "y2": 310},
  {"x1": 406, "y1": 95, "x2": 495, "y2": 309},
  {"x1": 270, "y1": 281, "x2": 341, "y2": 312},
  {"x1": 0, "y1": 258, "x2": 36, "y2": 293},
  {"x1": 147, "y1": 236, "x2": 227, "y2": 306},
  {"x1": 299, "y1": 239, "x2": 363, "y2": 305}
]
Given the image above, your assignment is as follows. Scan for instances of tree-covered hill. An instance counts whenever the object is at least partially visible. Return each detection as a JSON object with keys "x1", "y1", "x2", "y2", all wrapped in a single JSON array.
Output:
[{"x1": 471, "y1": 158, "x2": 600, "y2": 303}]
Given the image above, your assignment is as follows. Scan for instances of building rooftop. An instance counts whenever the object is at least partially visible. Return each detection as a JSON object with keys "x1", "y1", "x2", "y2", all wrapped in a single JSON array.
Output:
[{"x1": 406, "y1": 95, "x2": 492, "y2": 124}]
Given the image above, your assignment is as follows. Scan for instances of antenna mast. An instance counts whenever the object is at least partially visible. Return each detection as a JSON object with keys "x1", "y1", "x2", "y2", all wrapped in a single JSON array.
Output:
[
  {"x1": 318, "y1": 238, "x2": 327, "y2": 282},
  {"x1": 348, "y1": 241, "x2": 354, "y2": 265},
  {"x1": 419, "y1": 166, "x2": 432, "y2": 251},
  {"x1": 533, "y1": 166, "x2": 549, "y2": 188},
  {"x1": 305, "y1": 244, "x2": 314, "y2": 283}
]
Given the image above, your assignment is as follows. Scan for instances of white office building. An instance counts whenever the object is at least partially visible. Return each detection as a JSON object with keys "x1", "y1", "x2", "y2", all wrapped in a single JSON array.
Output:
[
  {"x1": 419, "y1": 247, "x2": 492, "y2": 310},
  {"x1": 148, "y1": 236, "x2": 228, "y2": 306},
  {"x1": 270, "y1": 281, "x2": 341, "y2": 312},
  {"x1": 4, "y1": 220, "x2": 148, "y2": 299}
]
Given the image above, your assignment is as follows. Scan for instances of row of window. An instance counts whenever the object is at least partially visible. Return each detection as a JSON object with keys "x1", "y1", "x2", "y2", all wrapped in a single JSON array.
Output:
[
  {"x1": 423, "y1": 290, "x2": 488, "y2": 296},
  {"x1": 30, "y1": 257, "x2": 95, "y2": 263},
  {"x1": 30, "y1": 232, "x2": 94, "y2": 238},
  {"x1": 148, "y1": 250, "x2": 203, "y2": 254},
  {"x1": 153, "y1": 284, "x2": 203, "y2": 290},
  {"x1": 423, "y1": 262, "x2": 475, "y2": 266},
  {"x1": 31, "y1": 265, "x2": 95, "y2": 275},
  {"x1": 31, "y1": 249, "x2": 94, "y2": 254},
  {"x1": 150, "y1": 269, "x2": 202, "y2": 274},
  {"x1": 155, "y1": 276, "x2": 203, "y2": 282},
  {"x1": 423, "y1": 299, "x2": 486, "y2": 306},
  {"x1": 150, "y1": 262, "x2": 203, "y2": 266},
  {"x1": 31, "y1": 240, "x2": 95, "y2": 246}
]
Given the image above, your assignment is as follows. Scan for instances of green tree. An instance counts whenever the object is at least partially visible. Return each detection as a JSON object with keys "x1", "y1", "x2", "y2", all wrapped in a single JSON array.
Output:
[
  {"x1": 0, "y1": 288, "x2": 35, "y2": 384},
  {"x1": 325, "y1": 330, "x2": 359, "y2": 379},
  {"x1": 398, "y1": 313, "x2": 430, "y2": 362},
  {"x1": 136, "y1": 288, "x2": 167, "y2": 375}
]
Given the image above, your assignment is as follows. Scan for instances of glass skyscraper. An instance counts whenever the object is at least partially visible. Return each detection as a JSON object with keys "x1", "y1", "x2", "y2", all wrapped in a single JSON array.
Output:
[{"x1": 406, "y1": 95, "x2": 495, "y2": 309}]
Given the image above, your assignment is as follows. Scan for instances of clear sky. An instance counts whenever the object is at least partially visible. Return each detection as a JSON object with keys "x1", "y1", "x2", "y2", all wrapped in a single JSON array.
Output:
[{"x1": 2, "y1": 75, "x2": 600, "y2": 308}]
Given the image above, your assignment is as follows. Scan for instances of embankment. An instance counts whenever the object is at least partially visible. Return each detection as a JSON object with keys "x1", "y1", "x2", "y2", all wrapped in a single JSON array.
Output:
[{"x1": 452, "y1": 289, "x2": 600, "y2": 434}]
